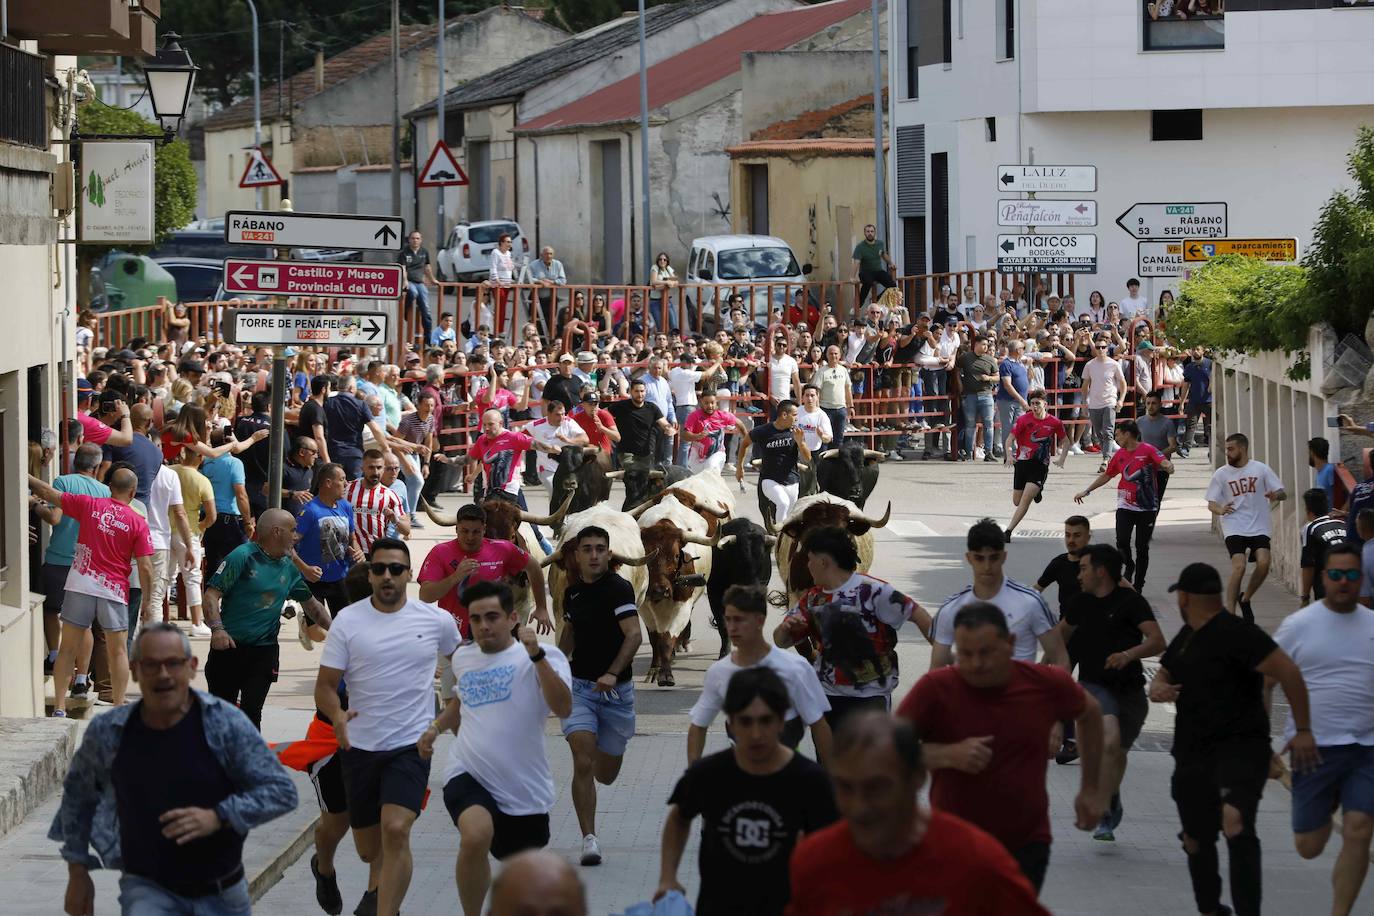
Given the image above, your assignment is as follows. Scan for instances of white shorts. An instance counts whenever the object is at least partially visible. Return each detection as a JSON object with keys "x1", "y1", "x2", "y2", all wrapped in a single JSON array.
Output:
[{"x1": 761, "y1": 479, "x2": 800, "y2": 521}]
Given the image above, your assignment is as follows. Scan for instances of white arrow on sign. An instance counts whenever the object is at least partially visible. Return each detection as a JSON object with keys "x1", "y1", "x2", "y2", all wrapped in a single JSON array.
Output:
[
  {"x1": 998, "y1": 199, "x2": 1098, "y2": 228},
  {"x1": 224, "y1": 309, "x2": 392, "y2": 347},
  {"x1": 996, "y1": 164, "x2": 1097, "y2": 193},
  {"x1": 996, "y1": 233, "x2": 1097, "y2": 274},
  {"x1": 224, "y1": 210, "x2": 406, "y2": 251},
  {"x1": 1116, "y1": 202, "x2": 1227, "y2": 241},
  {"x1": 231, "y1": 264, "x2": 253, "y2": 286}
]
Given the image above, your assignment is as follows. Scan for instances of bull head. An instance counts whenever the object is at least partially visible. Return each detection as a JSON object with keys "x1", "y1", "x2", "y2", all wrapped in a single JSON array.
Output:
[
  {"x1": 519, "y1": 492, "x2": 574, "y2": 528},
  {"x1": 819, "y1": 448, "x2": 886, "y2": 462},
  {"x1": 716, "y1": 533, "x2": 778, "y2": 550}
]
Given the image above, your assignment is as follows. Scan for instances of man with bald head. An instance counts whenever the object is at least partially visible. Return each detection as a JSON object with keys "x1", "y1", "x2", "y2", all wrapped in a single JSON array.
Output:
[
  {"x1": 465, "y1": 408, "x2": 554, "y2": 552},
  {"x1": 28, "y1": 466, "x2": 153, "y2": 715},
  {"x1": 489, "y1": 850, "x2": 586, "y2": 916},
  {"x1": 203, "y1": 508, "x2": 332, "y2": 730},
  {"x1": 99, "y1": 401, "x2": 164, "y2": 501}
]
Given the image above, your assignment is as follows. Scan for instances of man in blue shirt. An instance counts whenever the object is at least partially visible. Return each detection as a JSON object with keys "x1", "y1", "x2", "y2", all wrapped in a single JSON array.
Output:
[
  {"x1": 1309, "y1": 437, "x2": 1337, "y2": 508},
  {"x1": 296, "y1": 463, "x2": 361, "y2": 623},
  {"x1": 995, "y1": 340, "x2": 1031, "y2": 460},
  {"x1": 1181, "y1": 346, "x2": 1212, "y2": 454},
  {"x1": 201, "y1": 443, "x2": 252, "y2": 575},
  {"x1": 324, "y1": 379, "x2": 389, "y2": 481},
  {"x1": 101, "y1": 404, "x2": 164, "y2": 503}
]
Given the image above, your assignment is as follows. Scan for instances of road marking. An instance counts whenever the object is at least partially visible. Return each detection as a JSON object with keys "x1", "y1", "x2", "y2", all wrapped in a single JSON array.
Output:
[{"x1": 884, "y1": 520, "x2": 940, "y2": 538}]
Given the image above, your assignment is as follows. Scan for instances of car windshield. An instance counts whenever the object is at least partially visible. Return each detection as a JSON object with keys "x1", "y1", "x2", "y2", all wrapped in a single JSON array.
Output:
[
  {"x1": 716, "y1": 247, "x2": 799, "y2": 280},
  {"x1": 468, "y1": 223, "x2": 519, "y2": 244}
]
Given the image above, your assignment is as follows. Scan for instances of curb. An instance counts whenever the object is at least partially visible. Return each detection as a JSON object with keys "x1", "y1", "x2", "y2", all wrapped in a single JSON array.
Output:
[{"x1": 249, "y1": 814, "x2": 319, "y2": 902}]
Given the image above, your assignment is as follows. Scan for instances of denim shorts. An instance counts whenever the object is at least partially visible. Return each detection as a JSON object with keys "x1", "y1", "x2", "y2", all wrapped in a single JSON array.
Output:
[
  {"x1": 1291, "y1": 743, "x2": 1374, "y2": 833},
  {"x1": 561, "y1": 677, "x2": 636, "y2": 756},
  {"x1": 117, "y1": 873, "x2": 250, "y2": 915}
]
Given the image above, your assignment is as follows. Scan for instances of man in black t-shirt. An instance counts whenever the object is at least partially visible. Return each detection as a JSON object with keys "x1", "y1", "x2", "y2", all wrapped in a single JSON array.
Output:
[
  {"x1": 606, "y1": 378, "x2": 674, "y2": 510},
  {"x1": 735, "y1": 399, "x2": 808, "y2": 529},
  {"x1": 1036, "y1": 515, "x2": 1092, "y2": 765},
  {"x1": 542, "y1": 355, "x2": 584, "y2": 412},
  {"x1": 656, "y1": 667, "x2": 837, "y2": 915},
  {"x1": 1300, "y1": 487, "x2": 1348, "y2": 603},
  {"x1": 234, "y1": 391, "x2": 274, "y2": 517},
  {"x1": 296, "y1": 375, "x2": 332, "y2": 464},
  {"x1": 1151, "y1": 563, "x2": 1317, "y2": 916},
  {"x1": 1056, "y1": 544, "x2": 1165, "y2": 842},
  {"x1": 556, "y1": 525, "x2": 644, "y2": 868}
]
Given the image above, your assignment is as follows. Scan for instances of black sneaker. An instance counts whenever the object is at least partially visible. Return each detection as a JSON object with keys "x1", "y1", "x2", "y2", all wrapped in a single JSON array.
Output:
[
  {"x1": 1239, "y1": 599, "x2": 1254, "y2": 623},
  {"x1": 312, "y1": 855, "x2": 343, "y2": 915},
  {"x1": 1109, "y1": 792, "x2": 1124, "y2": 829},
  {"x1": 1054, "y1": 739, "x2": 1079, "y2": 765},
  {"x1": 354, "y1": 888, "x2": 378, "y2": 916},
  {"x1": 69, "y1": 681, "x2": 90, "y2": 700},
  {"x1": 43, "y1": 656, "x2": 54, "y2": 677}
]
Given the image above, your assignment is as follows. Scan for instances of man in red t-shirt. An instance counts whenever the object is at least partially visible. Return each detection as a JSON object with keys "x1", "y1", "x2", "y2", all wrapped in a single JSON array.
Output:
[
  {"x1": 1004, "y1": 389, "x2": 1070, "y2": 539},
  {"x1": 787, "y1": 712, "x2": 1051, "y2": 916},
  {"x1": 895, "y1": 600, "x2": 1105, "y2": 894},
  {"x1": 466, "y1": 409, "x2": 534, "y2": 499},
  {"x1": 569, "y1": 390, "x2": 620, "y2": 464},
  {"x1": 1073, "y1": 419, "x2": 1174, "y2": 590}
]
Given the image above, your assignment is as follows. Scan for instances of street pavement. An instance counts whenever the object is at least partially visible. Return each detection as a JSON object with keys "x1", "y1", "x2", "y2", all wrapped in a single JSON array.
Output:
[{"x1": 3, "y1": 448, "x2": 1365, "y2": 913}]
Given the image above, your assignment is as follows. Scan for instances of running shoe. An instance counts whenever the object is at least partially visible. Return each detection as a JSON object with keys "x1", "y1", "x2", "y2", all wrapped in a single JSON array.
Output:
[
  {"x1": 580, "y1": 833, "x2": 603, "y2": 866},
  {"x1": 1092, "y1": 817, "x2": 1115, "y2": 842},
  {"x1": 190, "y1": 623, "x2": 212, "y2": 637},
  {"x1": 353, "y1": 888, "x2": 377, "y2": 916},
  {"x1": 1108, "y1": 793, "x2": 1124, "y2": 830},
  {"x1": 69, "y1": 681, "x2": 90, "y2": 701},
  {"x1": 1085, "y1": 443, "x2": 1102, "y2": 454},
  {"x1": 1239, "y1": 599, "x2": 1254, "y2": 622},
  {"x1": 410, "y1": 515, "x2": 425, "y2": 530},
  {"x1": 1069, "y1": 444, "x2": 1084, "y2": 455},
  {"x1": 51, "y1": 709, "x2": 67, "y2": 718},
  {"x1": 1003, "y1": 529, "x2": 1014, "y2": 542},
  {"x1": 1054, "y1": 739, "x2": 1079, "y2": 765},
  {"x1": 312, "y1": 854, "x2": 343, "y2": 915},
  {"x1": 43, "y1": 656, "x2": 54, "y2": 677},
  {"x1": 888, "y1": 450, "x2": 904, "y2": 461},
  {"x1": 298, "y1": 613, "x2": 314, "y2": 651}
]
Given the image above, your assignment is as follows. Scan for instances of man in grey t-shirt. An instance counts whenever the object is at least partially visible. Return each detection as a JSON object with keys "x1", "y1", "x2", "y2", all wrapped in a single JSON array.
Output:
[{"x1": 1136, "y1": 391, "x2": 1178, "y2": 506}]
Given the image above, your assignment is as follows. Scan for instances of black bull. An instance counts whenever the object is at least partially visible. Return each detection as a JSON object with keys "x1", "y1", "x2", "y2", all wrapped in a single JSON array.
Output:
[
  {"x1": 706, "y1": 518, "x2": 776, "y2": 658},
  {"x1": 814, "y1": 441, "x2": 884, "y2": 508},
  {"x1": 548, "y1": 445, "x2": 612, "y2": 519}
]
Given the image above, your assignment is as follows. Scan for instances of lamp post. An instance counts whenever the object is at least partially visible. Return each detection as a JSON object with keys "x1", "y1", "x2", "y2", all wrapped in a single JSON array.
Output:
[{"x1": 73, "y1": 31, "x2": 199, "y2": 146}]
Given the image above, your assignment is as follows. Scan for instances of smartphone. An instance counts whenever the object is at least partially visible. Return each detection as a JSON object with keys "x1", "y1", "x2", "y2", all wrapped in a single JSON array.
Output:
[{"x1": 1327, "y1": 416, "x2": 1342, "y2": 428}]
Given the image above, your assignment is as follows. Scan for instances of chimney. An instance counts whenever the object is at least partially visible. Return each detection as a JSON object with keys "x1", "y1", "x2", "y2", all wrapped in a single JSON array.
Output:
[{"x1": 314, "y1": 51, "x2": 325, "y2": 92}]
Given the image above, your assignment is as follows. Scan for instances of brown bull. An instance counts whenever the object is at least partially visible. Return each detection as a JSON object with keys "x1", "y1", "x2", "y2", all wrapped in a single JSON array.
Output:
[{"x1": 773, "y1": 495, "x2": 891, "y2": 603}]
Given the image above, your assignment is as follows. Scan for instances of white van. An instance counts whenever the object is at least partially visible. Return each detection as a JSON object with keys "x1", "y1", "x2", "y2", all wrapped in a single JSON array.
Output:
[{"x1": 685, "y1": 234, "x2": 814, "y2": 331}]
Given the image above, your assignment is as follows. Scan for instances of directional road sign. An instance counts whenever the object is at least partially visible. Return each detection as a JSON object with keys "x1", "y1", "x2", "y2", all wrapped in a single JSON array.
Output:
[
  {"x1": 1137, "y1": 241, "x2": 1183, "y2": 278},
  {"x1": 998, "y1": 199, "x2": 1098, "y2": 228},
  {"x1": 222, "y1": 259, "x2": 405, "y2": 300},
  {"x1": 417, "y1": 140, "x2": 468, "y2": 188},
  {"x1": 1182, "y1": 238, "x2": 1300, "y2": 263},
  {"x1": 223, "y1": 309, "x2": 390, "y2": 347},
  {"x1": 996, "y1": 234, "x2": 1097, "y2": 274},
  {"x1": 1115, "y1": 202, "x2": 1227, "y2": 241},
  {"x1": 996, "y1": 164, "x2": 1097, "y2": 193},
  {"x1": 224, "y1": 211, "x2": 405, "y2": 251}
]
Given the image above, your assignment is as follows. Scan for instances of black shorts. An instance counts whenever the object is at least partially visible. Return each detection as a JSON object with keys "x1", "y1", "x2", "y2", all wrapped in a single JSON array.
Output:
[
  {"x1": 1224, "y1": 535, "x2": 1271, "y2": 561},
  {"x1": 41, "y1": 563, "x2": 70, "y2": 615},
  {"x1": 443, "y1": 773, "x2": 550, "y2": 861},
  {"x1": 309, "y1": 578, "x2": 353, "y2": 618},
  {"x1": 1082, "y1": 683, "x2": 1149, "y2": 750},
  {"x1": 339, "y1": 745, "x2": 430, "y2": 829},
  {"x1": 311, "y1": 753, "x2": 349, "y2": 815},
  {"x1": 1013, "y1": 460, "x2": 1049, "y2": 493}
]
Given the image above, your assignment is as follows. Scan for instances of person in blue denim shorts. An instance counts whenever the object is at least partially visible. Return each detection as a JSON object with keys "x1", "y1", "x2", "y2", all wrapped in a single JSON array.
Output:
[{"x1": 556, "y1": 525, "x2": 643, "y2": 869}]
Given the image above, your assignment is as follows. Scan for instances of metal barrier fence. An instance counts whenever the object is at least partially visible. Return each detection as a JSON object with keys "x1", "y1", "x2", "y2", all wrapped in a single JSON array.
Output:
[{"x1": 91, "y1": 296, "x2": 353, "y2": 354}]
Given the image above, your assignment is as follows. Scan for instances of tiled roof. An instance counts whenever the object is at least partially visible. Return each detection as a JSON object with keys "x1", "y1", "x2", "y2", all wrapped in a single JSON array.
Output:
[
  {"x1": 405, "y1": 0, "x2": 727, "y2": 119},
  {"x1": 516, "y1": 0, "x2": 870, "y2": 133},
  {"x1": 748, "y1": 87, "x2": 885, "y2": 141},
  {"x1": 726, "y1": 138, "x2": 882, "y2": 157}
]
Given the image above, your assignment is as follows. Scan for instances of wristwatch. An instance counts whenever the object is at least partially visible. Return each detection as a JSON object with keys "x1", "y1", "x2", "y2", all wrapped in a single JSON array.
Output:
[{"x1": 529, "y1": 648, "x2": 547, "y2": 664}]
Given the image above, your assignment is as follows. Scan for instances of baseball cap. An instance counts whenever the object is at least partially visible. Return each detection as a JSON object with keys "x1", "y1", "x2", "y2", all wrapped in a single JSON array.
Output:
[
  {"x1": 1137, "y1": 340, "x2": 1155, "y2": 351},
  {"x1": 75, "y1": 378, "x2": 94, "y2": 399},
  {"x1": 406, "y1": 352, "x2": 422, "y2": 363},
  {"x1": 580, "y1": 389, "x2": 600, "y2": 402},
  {"x1": 1168, "y1": 563, "x2": 1223, "y2": 595},
  {"x1": 179, "y1": 359, "x2": 205, "y2": 374},
  {"x1": 558, "y1": 353, "x2": 575, "y2": 363}
]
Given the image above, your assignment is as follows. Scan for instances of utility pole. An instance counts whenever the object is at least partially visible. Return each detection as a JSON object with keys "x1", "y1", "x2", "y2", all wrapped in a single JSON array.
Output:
[
  {"x1": 390, "y1": 0, "x2": 401, "y2": 218},
  {"x1": 637, "y1": 0, "x2": 651, "y2": 283},
  {"x1": 245, "y1": 0, "x2": 263, "y2": 209},
  {"x1": 437, "y1": 0, "x2": 445, "y2": 242},
  {"x1": 870, "y1": 0, "x2": 887, "y2": 251}
]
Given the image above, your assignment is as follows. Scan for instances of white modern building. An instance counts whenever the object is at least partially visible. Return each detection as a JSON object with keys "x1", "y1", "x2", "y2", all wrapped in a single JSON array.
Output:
[{"x1": 888, "y1": 0, "x2": 1374, "y2": 299}]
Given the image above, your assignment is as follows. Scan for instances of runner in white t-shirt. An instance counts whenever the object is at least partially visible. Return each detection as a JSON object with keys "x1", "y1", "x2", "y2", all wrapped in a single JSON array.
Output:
[
  {"x1": 526, "y1": 400, "x2": 589, "y2": 497},
  {"x1": 794, "y1": 385, "x2": 834, "y2": 453},
  {"x1": 928, "y1": 518, "x2": 1066, "y2": 670},
  {"x1": 687, "y1": 584, "x2": 831, "y2": 766},
  {"x1": 423, "y1": 580, "x2": 572, "y2": 916},
  {"x1": 1205, "y1": 433, "x2": 1286, "y2": 622},
  {"x1": 315, "y1": 539, "x2": 461, "y2": 916}
]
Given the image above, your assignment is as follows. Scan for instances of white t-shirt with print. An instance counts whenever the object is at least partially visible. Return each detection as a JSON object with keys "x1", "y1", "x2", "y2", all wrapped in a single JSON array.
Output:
[
  {"x1": 689, "y1": 646, "x2": 830, "y2": 727},
  {"x1": 932, "y1": 577, "x2": 1057, "y2": 662},
  {"x1": 319, "y1": 597, "x2": 461, "y2": 752},
  {"x1": 1274, "y1": 600, "x2": 1374, "y2": 746},
  {"x1": 795, "y1": 407, "x2": 833, "y2": 452},
  {"x1": 442, "y1": 640, "x2": 571, "y2": 815},
  {"x1": 1205, "y1": 460, "x2": 1284, "y2": 538},
  {"x1": 768, "y1": 354, "x2": 799, "y2": 401}
]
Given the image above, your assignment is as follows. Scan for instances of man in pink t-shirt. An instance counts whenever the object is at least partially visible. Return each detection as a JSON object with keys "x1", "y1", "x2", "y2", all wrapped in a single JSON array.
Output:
[
  {"x1": 682, "y1": 390, "x2": 749, "y2": 473},
  {"x1": 75, "y1": 385, "x2": 134, "y2": 448},
  {"x1": 28, "y1": 467, "x2": 153, "y2": 713},
  {"x1": 466, "y1": 408, "x2": 534, "y2": 498}
]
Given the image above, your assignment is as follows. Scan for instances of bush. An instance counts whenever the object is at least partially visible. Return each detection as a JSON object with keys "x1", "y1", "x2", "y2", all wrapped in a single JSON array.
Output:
[{"x1": 1174, "y1": 256, "x2": 1312, "y2": 379}]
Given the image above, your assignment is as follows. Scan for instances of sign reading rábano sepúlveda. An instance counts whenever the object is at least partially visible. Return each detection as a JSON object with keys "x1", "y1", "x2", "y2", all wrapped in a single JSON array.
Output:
[{"x1": 79, "y1": 140, "x2": 154, "y2": 244}]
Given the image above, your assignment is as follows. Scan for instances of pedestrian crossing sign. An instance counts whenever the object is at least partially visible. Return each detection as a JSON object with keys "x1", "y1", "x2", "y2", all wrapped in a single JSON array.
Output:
[{"x1": 239, "y1": 147, "x2": 285, "y2": 189}]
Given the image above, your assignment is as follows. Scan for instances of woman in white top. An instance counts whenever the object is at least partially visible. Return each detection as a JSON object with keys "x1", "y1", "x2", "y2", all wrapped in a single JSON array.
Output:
[
  {"x1": 487, "y1": 233, "x2": 517, "y2": 335},
  {"x1": 649, "y1": 251, "x2": 680, "y2": 332}
]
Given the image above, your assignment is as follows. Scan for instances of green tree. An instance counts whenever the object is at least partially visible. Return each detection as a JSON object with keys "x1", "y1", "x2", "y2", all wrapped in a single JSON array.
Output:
[{"x1": 1304, "y1": 125, "x2": 1374, "y2": 342}]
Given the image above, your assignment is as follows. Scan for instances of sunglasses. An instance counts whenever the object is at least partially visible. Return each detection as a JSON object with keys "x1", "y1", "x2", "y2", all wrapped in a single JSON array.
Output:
[
  {"x1": 370, "y1": 562, "x2": 410, "y2": 577},
  {"x1": 1325, "y1": 569, "x2": 1361, "y2": 582},
  {"x1": 137, "y1": 656, "x2": 189, "y2": 675}
]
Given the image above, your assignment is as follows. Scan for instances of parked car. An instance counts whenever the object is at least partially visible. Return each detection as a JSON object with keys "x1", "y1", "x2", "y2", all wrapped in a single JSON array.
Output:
[
  {"x1": 684, "y1": 234, "x2": 815, "y2": 332},
  {"x1": 436, "y1": 219, "x2": 529, "y2": 281},
  {"x1": 154, "y1": 258, "x2": 269, "y2": 304}
]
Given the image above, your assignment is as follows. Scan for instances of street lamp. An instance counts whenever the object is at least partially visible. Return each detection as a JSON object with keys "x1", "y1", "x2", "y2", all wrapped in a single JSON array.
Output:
[{"x1": 142, "y1": 32, "x2": 199, "y2": 138}]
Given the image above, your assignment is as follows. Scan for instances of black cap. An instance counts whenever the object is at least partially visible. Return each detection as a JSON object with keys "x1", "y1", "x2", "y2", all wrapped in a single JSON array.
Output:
[
  {"x1": 580, "y1": 389, "x2": 599, "y2": 402},
  {"x1": 179, "y1": 360, "x2": 205, "y2": 374},
  {"x1": 1168, "y1": 563, "x2": 1223, "y2": 595}
]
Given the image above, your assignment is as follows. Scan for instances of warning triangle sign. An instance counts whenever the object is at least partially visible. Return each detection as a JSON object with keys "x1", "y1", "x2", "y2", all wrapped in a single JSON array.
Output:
[
  {"x1": 239, "y1": 147, "x2": 285, "y2": 189},
  {"x1": 417, "y1": 140, "x2": 468, "y2": 188}
]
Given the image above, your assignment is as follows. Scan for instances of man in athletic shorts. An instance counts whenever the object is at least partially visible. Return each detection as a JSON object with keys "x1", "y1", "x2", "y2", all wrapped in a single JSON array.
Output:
[
  {"x1": 1074, "y1": 419, "x2": 1173, "y2": 592},
  {"x1": 426, "y1": 581, "x2": 571, "y2": 916},
  {"x1": 735, "y1": 399, "x2": 809, "y2": 528},
  {"x1": 1003, "y1": 388, "x2": 1070, "y2": 540},
  {"x1": 1206, "y1": 432, "x2": 1286, "y2": 622}
]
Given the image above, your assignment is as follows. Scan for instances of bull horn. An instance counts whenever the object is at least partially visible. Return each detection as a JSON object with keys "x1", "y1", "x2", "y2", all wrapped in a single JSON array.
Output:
[
  {"x1": 856, "y1": 501, "x2": 892, "y2": 529},
  {"x1": 538, "y1": 546, "x2": 566, "y2": 568},
  {"x1": 797, "y1": 463, "x2": 809, "y2": 472},
  {"x1": 819, "y1": 450, "x2": 839, "y2": 459},
  {"x1": 628, "y1": 498, "x2": 656, "y2": 519},
  {"x1": 520, "y1": 491, "x2": 574, "y2": 528},
  {"x1": 611, "y1": 548, "x2": 657, "y2": 567},
  {"x1": 582, "y1": 447, "x2": 601, "y2": 457},
  {"x1": 648, "y1": 470, "x2": 665, "y2": 479},
  {"x1": 715, "y1": 534, "x2": 737, "y2": 550},
  {"x1": 765, "y1": 516, "x2": 779, "y2": 536},
  {"x1": 605, "y1": 470, "x2": 626, "y2": 480},
  {"x1": 419, "y1": 498, "x2": 457, "y2": 528},
  {"x1": 682, "y1": 531, "x2": 720, "y2": 548},
  {"x1": 749, "y1": 459, "x2": 762, "y2": 469},
  {"x1": 763, "y1": 534, "x2": 778, "y2": 546},
  {"x1": 862, "y1": 449, "x2": 887, "y2": 462},
  {"x1": 699, "y1": 503, "x2": 728, "y2": 519}
]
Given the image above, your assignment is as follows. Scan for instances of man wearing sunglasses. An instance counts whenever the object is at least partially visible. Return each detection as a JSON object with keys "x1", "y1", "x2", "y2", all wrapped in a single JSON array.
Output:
[
  {"x1": 1079, "y1": 337, "x2": 1127, "y2": 471},
  {"x1": 316, "y1": 538, "x2": 462, "y2": 916}
]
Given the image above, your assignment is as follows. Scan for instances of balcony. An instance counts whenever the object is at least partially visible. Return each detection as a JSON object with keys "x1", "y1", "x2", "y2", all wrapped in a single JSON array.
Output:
[
  {"x1": 1143, "y1": 1, "x2": 1225, "y2": 51},
  {"x1": 6, "y1": 0, "x2": 158, "y2": 56},
  {"x1": 0, "y1": 44, "x2": 47, "y2": 149}
]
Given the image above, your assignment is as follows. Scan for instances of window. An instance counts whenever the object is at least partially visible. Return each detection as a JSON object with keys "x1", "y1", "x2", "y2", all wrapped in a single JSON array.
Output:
[
  {"x1": 1143, "y1": 1, "x2": 1224, "y2": 51},
  {"x1": 931, "y1": 152, "x2": 950, "y2": 274},
  {"x1": 1152, "y1": 109, "x2": 1203, "y2": 141},
  {"x1": 906, "y1": 45, "x2": 919, "y2": 99},
  {"x1": 942, "y1": 0, "x2": 953, "y2": 66},
  {"x1": 996, "y1": 0, "x2": 1015, "y2": 60},
  {"x1": 985, "y1": 117, "x2": 997, "y2": 142},
  {"x1": 443, "y1": 113, "x2": 465, "y2": 148}
]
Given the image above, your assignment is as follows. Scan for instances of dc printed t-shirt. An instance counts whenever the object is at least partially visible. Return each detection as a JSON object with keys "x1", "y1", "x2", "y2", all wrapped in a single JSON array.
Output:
[
  {"x1": 1106, "y1": 443, "x2": 1166, "y2": 512},
  {"x1": 669, "y1": 750, "x2": 838, "y2": 916},
  {"x1": 1159, "y1": 612, "x2": 1277, "y2": 759},
  {"x1": 418, "y1": 538, "x2": 530, "y2": 635},
  {"x1": 898, "y1": 662, "x2": 1086, "y2": 850},
  {"x1": 932, "y1": 579, "x2": 1057, "y2": 663},
  {"x1": 207, "y1": 543, "x2": 313, "y2": 647},
  {"x1": 685, "y1": 408, "x2": 738, "y2": 463},
  {"x1": 690, "y1": 647, "x2": 831, "y2": 728},
  {"x1": 43, "y1": 474, "x2": 111, "y2": 567},
  {"x1": 470, "y1": 430, "x2": 533, "y2": 496},
  {"x1": 443, "y1": 640, "x2": 571, "y2": 816},
  {"x1": 344, "y1": 480, "x2": 405, "y2": 554},
  {"x1": 785, "y1": 810, "x2": 1050, "y2": 916},
  {"x1": 295, "y1": 498, "x2": 355, "y2": 584},
  {"x1": 318, "y1": 597, "x2": 460, "y2": 752},
  {"x1": 782, "y1": 572, "x2": 916, "y2": 698},
  {"x1": 1206, "y1": 460, "x2": 1284, "y2": 538},
  {"x1": 1011, "y1": 412, "x2": 1067, "y2": 464},
  {"x1": 1273, "y1": 600, "x2": 1374, "y2": 747},
  {"x1": 529, "y1": 417, "x2": 583, "y2": 476},
  {"x1": 60, "y1": 492, "x2": 153, "y2": 605}
]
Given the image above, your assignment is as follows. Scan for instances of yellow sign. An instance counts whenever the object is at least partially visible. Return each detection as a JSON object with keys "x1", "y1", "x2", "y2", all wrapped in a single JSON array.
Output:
[{"x1": 1182, "y1": 238, "x2": 1299, "y2": 263}]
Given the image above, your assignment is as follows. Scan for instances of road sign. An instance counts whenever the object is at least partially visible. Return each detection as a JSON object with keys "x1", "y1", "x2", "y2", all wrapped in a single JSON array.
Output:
[
  {"x1": 238, "y1": 147, "x2": 285, "y2": 189},
  {"x1": 1182, "y1": 238, "x2": 1300, "y2": 263},
  {"x1": 1115, "y1": 202, "x2": 1227, "y2": 240},
  {"x1": 996, "y1": 233, "x2": 1097, "y2": 273},
  {"x1": 223, "y1": 309, "x2": 390, "y2": 347},
  {"x1": 224, "y1": 211, "x2": 405, "y2": 251},
  {"x1": 417, "y1": 140, "x2": 468, "y2": 188},
  {"x1": 1137, "y1": 241, "x2": 1183, "y2": 278},
  {"x1": 996, "y1": 164, "x2": 1097, "y2": 193},
  {"x1": 222, "y1": 258, "x2": 405, "y2": 299},
  {"x1": 998, "y1": 199, "x2": 1098, "y2": 228}
]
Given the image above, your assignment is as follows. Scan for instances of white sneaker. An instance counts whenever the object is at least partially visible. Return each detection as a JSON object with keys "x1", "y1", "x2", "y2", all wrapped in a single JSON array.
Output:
[
  {"x1": 974, "y1": 447, "x2": 986, "y2": 461},
  {"x1": 190, "y1": 623, "x2": 212, "y2": 637},
  {"x1": 580, "y1": 833, "x2": 602, "y2": 866},
  {"x1": 297, "y1": 613, "x2": 314, "y2": 651}
]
